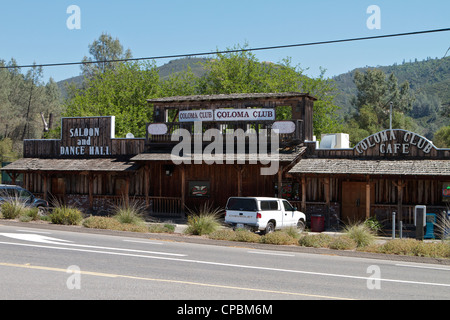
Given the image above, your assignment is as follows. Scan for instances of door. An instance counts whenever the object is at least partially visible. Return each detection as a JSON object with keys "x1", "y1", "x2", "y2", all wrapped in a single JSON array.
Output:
[
  {"x1": 282, "y1": 200, "x2": 296, "y2": 227},
  {"x1": 341, "y1": 182, "x2": 368, "y2": 223}
]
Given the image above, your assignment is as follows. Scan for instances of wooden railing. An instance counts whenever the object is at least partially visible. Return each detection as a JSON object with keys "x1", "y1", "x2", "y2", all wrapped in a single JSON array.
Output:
[
  {"x1": 91, "y1": 195, "x2": 184, "y2": 217},
  {"x1": 147, "y1": 120, "x2": 303, "y2": 147}
]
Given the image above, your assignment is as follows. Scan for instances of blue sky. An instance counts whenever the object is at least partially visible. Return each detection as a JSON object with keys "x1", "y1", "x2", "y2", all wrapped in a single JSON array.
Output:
[{"x1": 1, "y1": 0, "x2": 449, "y2": 82}]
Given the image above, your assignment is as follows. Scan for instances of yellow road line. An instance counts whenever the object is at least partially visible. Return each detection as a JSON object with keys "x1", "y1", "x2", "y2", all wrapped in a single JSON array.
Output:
[{"x1": 0, "y1": 262, "x2": 353, "y2": 300}]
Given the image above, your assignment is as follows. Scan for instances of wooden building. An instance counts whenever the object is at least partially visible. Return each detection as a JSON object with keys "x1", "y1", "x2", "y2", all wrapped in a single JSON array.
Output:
[
  {"x1": 1, "y1": 93, "x2": 315, "y2": 217},
  {"x1": 288, "y1": 129, "x2": 450, "y2": 230},
  {"x1": 2, "y1": 92, "x2": 449, "y2": 232}
]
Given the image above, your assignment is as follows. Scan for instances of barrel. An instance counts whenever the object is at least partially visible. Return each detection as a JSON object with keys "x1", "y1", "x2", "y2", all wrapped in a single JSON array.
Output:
[{"x1": 310, "y1": 214, "x2": 325, "y2": 232}]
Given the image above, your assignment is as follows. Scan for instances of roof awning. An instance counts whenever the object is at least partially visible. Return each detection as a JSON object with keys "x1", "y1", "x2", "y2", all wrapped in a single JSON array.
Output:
[
  {"x1": 131, "y1": 147, "x2": 306, "y2": 163},
  {"x1": 289, "y1": 158, "x2": 450, "y2": 176},
  {"x1": 1, "y1": 158, "x2": 139, "y2": 173}
]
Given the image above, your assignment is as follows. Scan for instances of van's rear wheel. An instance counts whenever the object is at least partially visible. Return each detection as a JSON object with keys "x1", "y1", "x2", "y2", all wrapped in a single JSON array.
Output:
[{"x1": 264, "y1": 221, "x2": 275, "y2": 234}]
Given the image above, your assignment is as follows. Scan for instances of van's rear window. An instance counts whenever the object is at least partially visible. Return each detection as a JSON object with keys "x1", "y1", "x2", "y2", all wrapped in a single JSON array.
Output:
[{"x1": 226, "y1": 198, "x2": 257, "y2": 211}]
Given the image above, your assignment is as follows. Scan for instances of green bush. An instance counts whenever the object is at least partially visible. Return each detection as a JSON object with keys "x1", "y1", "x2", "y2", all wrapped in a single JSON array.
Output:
[
  {"x1": 364, "y1": 217, "x2": 382, "y2": 234},
  {"x1": 234, "y1": 229, "x2": 261, "y2": 243},
  {"x1": 328, "y1": 236, "x2": 357, "y2": 250},
  {"x1": 375, "y1": 239, "x2": 450, "y2": 258},
  {"x1": 82, "y1": 215, "x2": 148, "y2": 233},
  {"x1": 283, "y1": 226, "x2": 302, "y2": 239},
  {"x1": 0, "y1": 201, "x2": 26, "y2": 219},
  {"x1": 298, "y1": 233, "x2": 334, "y2": 248},
  {"x1": 49, "y1": 206, "x2": 83, "y2": 225},
  {"x1": 208, "y1": 229, "x2": 237, "y2": 241},
  {"x1": 112, "y1": 200, "x2": 146, "y2": 226},
  {"x1": 185, "y1": 213, "x2": 221, "y2": 235},
  {"x1": 261, "y1": 231, "x2": 297, "y2": 245},
  {"x1": 148, "y1": 223, "x2": 175, "y2": 233},
  {"x1": 19, "y1": 207, "x2": 40, "y2": 222},
  {"x1": 344, "y1": 223, "x2": 376, "y2": 248},
  {"x1": 83, "y1": 216, "x2": 123, "y2": 229}
]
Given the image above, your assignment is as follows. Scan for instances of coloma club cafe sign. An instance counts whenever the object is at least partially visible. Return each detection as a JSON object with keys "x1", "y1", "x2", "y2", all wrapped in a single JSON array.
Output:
[{"x1": 355, "y1": 129, "x2": 434, "y2": 155}]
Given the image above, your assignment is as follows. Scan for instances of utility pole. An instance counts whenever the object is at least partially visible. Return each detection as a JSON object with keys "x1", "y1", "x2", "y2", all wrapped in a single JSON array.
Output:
[{"x1": 389, "y1": 101, "x2": 393, "y2": 130}]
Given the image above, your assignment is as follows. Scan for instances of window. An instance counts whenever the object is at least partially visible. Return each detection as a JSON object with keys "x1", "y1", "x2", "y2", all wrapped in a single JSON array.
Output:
[
  {"x1": 282, "y1": 200, "x2": 294, "y2": 211},
  {"x1": 260, "y1": 200, "x2": 279, "y2": 211},
  {"x1": 226, "y1": 198, "x2": 257, "y2": 211}
]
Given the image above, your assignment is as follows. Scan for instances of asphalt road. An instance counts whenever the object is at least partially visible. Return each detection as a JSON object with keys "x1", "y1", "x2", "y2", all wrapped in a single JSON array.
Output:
[{"x1": 0, "y1": 223, "x2": 449, "y2": 301}]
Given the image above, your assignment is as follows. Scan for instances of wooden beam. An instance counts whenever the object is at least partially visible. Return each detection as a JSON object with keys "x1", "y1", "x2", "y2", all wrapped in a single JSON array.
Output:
[
  {"x1": 88, "y1": 173, "x2": 94, "y2": 212},
  {"x1": 180, "y1": 165, "x2": 186, "y2": 213},
  {"x1": 43, "y1": 174, "x2": 48, "y2": 201},
  {"x1": 237, "y1": 165, "x2": 243, "y2": 197},
  {"x1": 144, "y1": 164, "x2": 150, "y2": 207},
  {"x1": 366, "y1": 182, "x2": 371, "y2": 219},
  {"x1": 277, "y1": 166, "x2": 283, "y2": 198},
  {"x1": 301, "y1": 175, "x2": 306, "y2": 212}
]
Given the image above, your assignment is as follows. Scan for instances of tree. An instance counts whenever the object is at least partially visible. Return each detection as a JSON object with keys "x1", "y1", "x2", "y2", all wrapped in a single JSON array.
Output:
[
  {"x1": 65, "y1": 61, "x2": 161, "y2": 137},
  {"x1": 0, "y1": 59, "x2": 62, "y2": 145},
  {"x1": 197, "y1": 45, "x2": 341, "y2": 137},
  {"x1": 345, "y1": 69, "x2": 417, "y2": 144},
  {"x1": 353, "y1": 69, "x2": 414, "y2": 118},
  {"x1": 81, "y1": 32, "x2": 132, "y2": 77},
  {"x1": 434, "y1": 125, "x2": 450, "y2": 148}
]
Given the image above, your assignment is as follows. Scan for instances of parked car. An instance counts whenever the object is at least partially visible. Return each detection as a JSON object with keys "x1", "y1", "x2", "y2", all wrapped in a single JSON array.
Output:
[
  {"x1": 224, "y1": 196, "x2": 306, "y2": 234},
  {"x1": 0, "y1": 184, "x2": 49, "y2": 214}
]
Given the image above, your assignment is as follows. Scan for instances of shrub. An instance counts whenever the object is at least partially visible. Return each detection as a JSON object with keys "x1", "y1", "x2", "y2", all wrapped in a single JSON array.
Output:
[
  {"x1": 298, "y1": 233, "x2": 334, "y2": 248},
  {"x1": 83, "y1": 216, "x2": 123, "y2": 229},
  {"x1": 208, "y1": 229, "x2": 237, "y2": 241},
  {"x1": 82, "y1": 215, "x2": 148, "y2": 233},
  {"x1": 185, "y1": 202, "x2": 223, "y2": 236},
  {"x1": 19, "y1": 207, "x2": 40, "y2": 222},
  {"x1": 364, "y1": 217, "x2": 382, "y2": 234},
  {"x1": 148, "y1": 223, "x2": 175, "y2": 233},
  {"x1": 112, "y1": 199, "x2": 146, "y2": 226},
  {"x1": 376, "y1": 239, "x2": 450, "y2": 258},
  {"x1": 234, "y1": 229, "x2": 261, "y2": 243},
  {"x1": 344, "y1": 223, "x2": 376, "y2": 247},
  {"x1": 283, "y1": 226, "x2": 302, "y2": 239},
  {"x1": 0, "y1": 201, "x2": 26, "y2": 219},
  {"x1": 261, "y1": 231, "x2": 297, "y2": 245},
  {"x1": 185, "y1": 213, "x2": 221, "y2": 235},
  {"x1": 329, "y1": 236, "x2": 357, "y2": 250},
  {"x1": 49, "y1": 206, "x2": 83, "y2": 225}
]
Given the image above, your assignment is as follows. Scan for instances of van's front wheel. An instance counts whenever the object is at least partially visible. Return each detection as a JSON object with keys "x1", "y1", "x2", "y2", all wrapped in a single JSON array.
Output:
[{"x1": 297, "y1": 219, "x2": 306, "y2": 233}]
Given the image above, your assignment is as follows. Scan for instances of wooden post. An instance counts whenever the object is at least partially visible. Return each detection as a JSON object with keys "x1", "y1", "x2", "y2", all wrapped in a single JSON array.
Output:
[
  {"x1": 365, "y1": 182, "x2": 371, "y2": 219},
  {"x1": 277, "y1": 166, "x2": 283, "y2": 198},
  {"x1": 301, "y1": 175, "x2": 306, "y2": 212},
  {"x1": 180, "y1": 165, "x2": 186, "y2": 213},
  {"x1": 125, "y1": 177, "x2": 130, "y2": 207},
  {"x1": 144, "y1": 164, "x2": 150, "y2": 207},
  {"x1": 235, "y1": 165, "x2": 244, "y2": 197},
  {"x1": 393, "y1": 179, "x2": 406, "y2": 224},
  {"x1": 88, "y1": 173, "x2": 94, "y2": 212},
  {"x1": 43, "y1": 174, "x2": 48, "y2": 201}
]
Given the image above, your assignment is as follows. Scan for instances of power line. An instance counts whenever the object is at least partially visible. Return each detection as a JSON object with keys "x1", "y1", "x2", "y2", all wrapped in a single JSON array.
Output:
[{"x1": 1, "y1": 27, "x2": 450, "y2": 69}]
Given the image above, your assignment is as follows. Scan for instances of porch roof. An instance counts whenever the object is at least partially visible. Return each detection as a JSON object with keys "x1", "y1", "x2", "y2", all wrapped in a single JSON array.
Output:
[
  {"x1": 1, "y1": 158, "x2": 139, "y2": 173},
  {"x1": 289, "y1": 158, "x2": 450, "y2": 176},
  {"x1": 147, "y1": 92, "x2": 317, "y2": 104},
  {"x1": 131, "y1": 147, "x2": 306, "y2": 163}
]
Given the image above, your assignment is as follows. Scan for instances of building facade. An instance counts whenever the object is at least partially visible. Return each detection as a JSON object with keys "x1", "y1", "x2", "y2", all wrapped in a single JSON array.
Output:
[{"x1": 2, "y1": 92, "x2": 449, "y2": 232}]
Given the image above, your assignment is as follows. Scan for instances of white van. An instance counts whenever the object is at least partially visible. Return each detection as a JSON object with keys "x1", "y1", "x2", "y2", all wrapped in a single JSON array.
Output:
[{"x1": 224, "y1": 197, "x2": 306, "y2": 234}]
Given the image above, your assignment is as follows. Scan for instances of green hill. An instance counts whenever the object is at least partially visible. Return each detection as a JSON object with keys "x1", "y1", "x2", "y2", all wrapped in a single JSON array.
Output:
[
  {"x1": 332, "y1": 56, "x2": 450, "y2": 139},
  {"x1": 57, "y1": 56, "x2": 450, "y2": 138}
]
